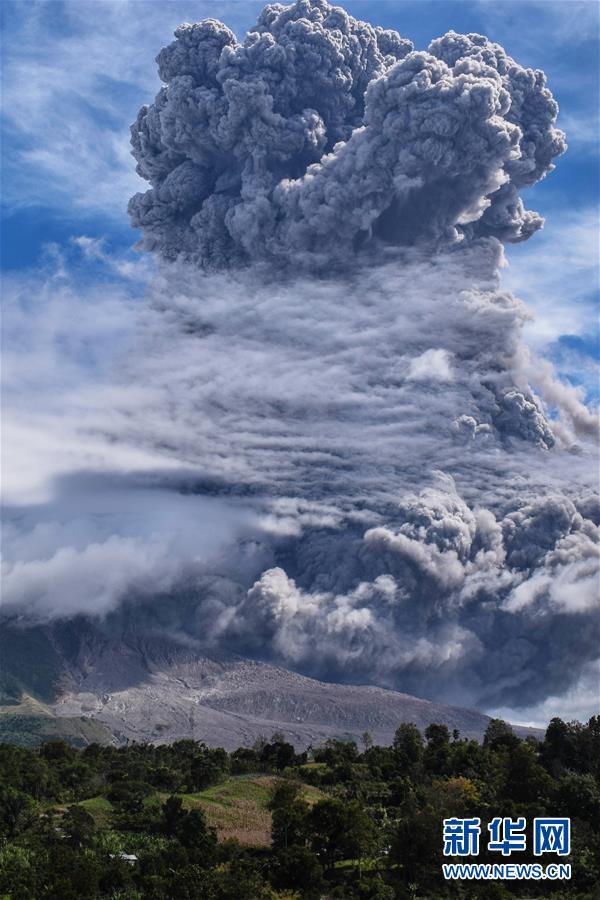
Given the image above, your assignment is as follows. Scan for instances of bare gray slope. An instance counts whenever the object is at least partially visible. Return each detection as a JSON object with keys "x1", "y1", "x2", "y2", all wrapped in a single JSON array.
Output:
[{"x1": 51, "y1": 637, "x2": 539, "y2": 748}]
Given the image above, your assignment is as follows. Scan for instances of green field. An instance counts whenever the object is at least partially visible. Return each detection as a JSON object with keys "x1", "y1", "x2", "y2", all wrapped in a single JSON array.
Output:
[
  {"x1": 76, "y1": 796, "x2": 115, "y2": 828},
  {"x1": 176, "y1": 775, "x2": 324, "y2": 846},
  {"x1": 75, "y1": 775, "x2": 324, "y2": 847}
]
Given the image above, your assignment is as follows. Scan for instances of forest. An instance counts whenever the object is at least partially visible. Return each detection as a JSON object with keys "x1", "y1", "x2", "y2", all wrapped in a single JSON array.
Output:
[{"x1": 0, "y1": 717, "x2": 598, "y2": 899}]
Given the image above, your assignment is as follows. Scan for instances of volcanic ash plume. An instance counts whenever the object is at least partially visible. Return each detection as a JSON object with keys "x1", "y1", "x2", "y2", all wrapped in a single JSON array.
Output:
[
  {"x1": 129, "y1": 1, "x2": 565, "y2": 271},
  {"x1": 5, "y1": 0, "x2": 598, "y2": 721}
]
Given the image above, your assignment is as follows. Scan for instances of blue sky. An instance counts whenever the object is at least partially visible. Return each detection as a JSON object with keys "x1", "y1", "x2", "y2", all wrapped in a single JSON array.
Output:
[{"x1": 1, "y1": 0, "x2": 598, "y2": 393}]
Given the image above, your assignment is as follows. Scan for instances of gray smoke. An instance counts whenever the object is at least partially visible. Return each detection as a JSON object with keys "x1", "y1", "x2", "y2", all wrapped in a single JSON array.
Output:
[
  {"x1": 4, "y1": 0, "x2": 598, "y2": 724},
  {"x1": 219, "y1": 480, "x2": 599, "y2": 710},
  {"x1": 129, "y1": 1, "x2": 565, "y2": 271}
]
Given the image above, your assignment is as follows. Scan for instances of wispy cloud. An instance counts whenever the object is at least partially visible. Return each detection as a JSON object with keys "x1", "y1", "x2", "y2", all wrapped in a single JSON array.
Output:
[
  {"x1": 1, "y1": 238, "x2": 147, "y2": 503},
  {"x1": 503, "y1": 207, "x2": 599, "y2": 351},
  {"x1": 476, "y1": 0, "x2": 600, "y2": 58},
  {"x1": 1, "y1": 1, "x2": 259, "y2": 219},
  {"x1": 557, "y1": 109, "x2": 600, "y2": 157}
]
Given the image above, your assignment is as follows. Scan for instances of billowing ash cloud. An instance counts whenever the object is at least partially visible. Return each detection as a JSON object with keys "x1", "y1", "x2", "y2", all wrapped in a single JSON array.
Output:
[
  {"x1": 217, "y1": 479, "x2": 599, "y2": 712},
  {"x1": 4, "y1": 0, "x2": 598, "y2": 724},
  {"x1": 129, "y1": 0, "x2": 565, "y2": 271}
]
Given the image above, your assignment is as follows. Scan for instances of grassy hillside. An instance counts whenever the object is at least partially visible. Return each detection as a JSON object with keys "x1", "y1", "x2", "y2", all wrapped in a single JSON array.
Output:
[
  {"x1": 177, "y1": 775, "x2": 323, "y2": 846},
  {"x1": 0, "y1": 695, "x2": 115, "y2": 748},
  {"x1": 76, "y1": 775, "x2": 324, "y2": 847}
]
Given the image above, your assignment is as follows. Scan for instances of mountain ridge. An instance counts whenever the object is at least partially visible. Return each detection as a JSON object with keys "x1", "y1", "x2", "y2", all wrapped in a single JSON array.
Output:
[{"x1": 0, "y1": 619, "x2": 542, "y2": 748}]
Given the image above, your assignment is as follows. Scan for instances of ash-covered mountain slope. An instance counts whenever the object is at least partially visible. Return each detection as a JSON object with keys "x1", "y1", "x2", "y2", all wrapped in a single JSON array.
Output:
[{"x1": 0, "y1": 619, "x2": 540, "y2": 748}]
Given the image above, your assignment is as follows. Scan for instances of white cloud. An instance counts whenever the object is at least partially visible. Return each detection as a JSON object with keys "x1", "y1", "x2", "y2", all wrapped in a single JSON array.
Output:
[
  {"x1": 407, "y1": 349, "x2": 454, "y2": 382},
  {"x1": 476, "y1": 0, "x2": 600, "y2": 59},
  {"x1": 557, "y1": 109, "x2": 600, "y2": 157},
  {"x1": 1, "y1": 1, "x2": 260, "y2": 218},
  {"x1": 503, "y1": 208, "x2": 599, "y2": 349},
  {"x1": 2, "y1": 485, "x2": 251, "y2": 619}
]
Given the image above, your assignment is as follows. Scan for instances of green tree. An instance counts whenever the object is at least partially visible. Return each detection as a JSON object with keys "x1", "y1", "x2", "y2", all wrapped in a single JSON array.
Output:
[
  {"x1": 429, "y1": 776, "x2": 481, "y2": 817},
  {"x1": 483, "y1": 718, "x2": 519, "y2": 751},
  {"x1": 308, "y1": 798, "x2": 348, "y2": 868},
  {"x1": 38, "y1": 844, "x2": 103, "y2": 900},
  {"x1": 108, "y1": 778, "x2": 153, "y2": 813},
  {"x1": 554, "y1": 773, "x2": 600, "y2": 823},
  {"x1": 423, "y1": 723, "x2": 450, "y2": 776},
  {"x1": 308, "y1": 797, "x2": 375, "y2": 872},
  {"x1": 0, "y1": 787, "x2": 34, "y2": 837},
  {"x1": 271, "y1": 845, "x2": 323, "y2": 895},
  {"x1": 392, "y1": 724, "x2": 423, "y2": 773},
  {"x1": 62, "y1": 805, "x2": 96, "y2": 848},
  {"x1": 389, "y1": 805, "x2": 440, "y2": 886},
  {"x1": 208, "y1": 855, "x2": 275, "y2": 899},
  {"x1": 542, "y1": 717, "x2": 576, "y2": 774},
  {"x1": 343, "y1": 800, "x2": 377, "y2": 875},
  {"x1": 261, "y1": 740, "x2": 296, "y2": 771},
  {"x1": 501, "y1": 741, "x2": 553, "y2": 805},
  {"x1": 161, "y1": 794, "x2": 186, "y2": 835},
  {"x1": 190, "y1": 754, "x2": 223, "y2": 791},
  {"x1": 269, "y1": 780, "x2": 308, "y2": 850},
  {"x1": 160, "y1": 795, "x2": 217, "y2": 860},
  {"x1": 0, "y1": 844, "x2": 38, "y2": 900},
  {"x1": 178, "y1": 808, "x2": 218, "y2": 857}
]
